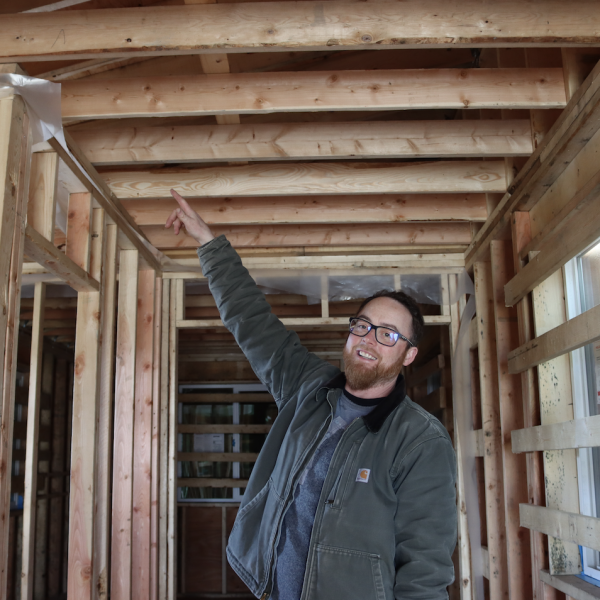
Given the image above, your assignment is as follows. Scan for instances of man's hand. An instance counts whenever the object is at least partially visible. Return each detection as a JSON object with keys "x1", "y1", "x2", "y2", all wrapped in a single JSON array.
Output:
[{"x1": 165, "y1": 189, "x2": 215, "y2": 246}]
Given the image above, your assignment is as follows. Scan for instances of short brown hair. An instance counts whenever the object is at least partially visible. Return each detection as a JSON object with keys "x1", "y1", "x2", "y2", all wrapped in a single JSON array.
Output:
[{"x1": 357, "y1": 290, "x2": 425, "y2": 346}]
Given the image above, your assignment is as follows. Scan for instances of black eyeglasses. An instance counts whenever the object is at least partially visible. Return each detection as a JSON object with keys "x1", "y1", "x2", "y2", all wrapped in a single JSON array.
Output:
[{"x1": 348, "y1": 317, "x2": 414, "y2": 348}]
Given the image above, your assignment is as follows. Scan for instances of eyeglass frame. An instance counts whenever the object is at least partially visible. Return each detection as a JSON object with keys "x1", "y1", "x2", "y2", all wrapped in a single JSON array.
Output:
[{"x1": 348, "y1": 317, "x2": 415, "y2": 348}]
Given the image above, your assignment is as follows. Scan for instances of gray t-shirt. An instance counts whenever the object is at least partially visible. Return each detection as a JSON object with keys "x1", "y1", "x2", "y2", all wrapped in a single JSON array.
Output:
[{"x1": 271, "y1": 393, "x2": 377, "y2": 600}]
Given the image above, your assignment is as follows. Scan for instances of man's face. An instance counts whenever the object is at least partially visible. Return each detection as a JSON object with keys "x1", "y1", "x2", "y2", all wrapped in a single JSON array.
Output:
[{"x1": 343, "y1": 297, "x2": 419, "y2": 391}]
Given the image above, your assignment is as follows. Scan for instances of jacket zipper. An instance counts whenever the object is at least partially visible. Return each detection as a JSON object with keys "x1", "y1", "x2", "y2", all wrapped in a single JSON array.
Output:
[{"x1": 299, "y1": 417, "x2": 364, "y2": 600}]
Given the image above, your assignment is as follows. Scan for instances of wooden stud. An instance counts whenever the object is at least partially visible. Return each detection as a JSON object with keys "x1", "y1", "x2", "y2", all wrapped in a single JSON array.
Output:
[
  {"x1": 159, "y1": 280, "x2": 170, "y2": 600},
  {"x1": 67, "y1": 204, "x2": 106, "y2": 600},
  {"x1": 20, "y1": 282, "x2": 46, "y2": 600},
  {"x1": 132, "y1": 269, "x2": 156, "y2": 600},
  {"x1": 0, "y1": 93, "x2": 31, "y2": 599},
  {"x1": 111, "y1": 249, "x2": 139, "y2": 600},
  {"x1": 320, "y1": 275, "x2": 329, "y2": 319},
  {"x1": 473, "y1": 260, "x2": 509, "y2": 600},
  {"x1": 93, "y1": 222, "x2": 118, "y2": 600},
  {"x1": 65, "y1": 192, "x2": 92, "y2": 272},
  {"x1": 27, "y1": 152, "x2": 58, "y2": 241},
  {"x1": 490, "y1": 241, "x2": 531, "y2": 598},
  {"x1": 168, "y1": 281, "x2": 179, "y2": 600}
]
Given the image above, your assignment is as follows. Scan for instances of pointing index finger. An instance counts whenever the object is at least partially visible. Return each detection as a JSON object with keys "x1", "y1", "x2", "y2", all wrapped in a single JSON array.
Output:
[{"x1": 170, "y1": 189, "x2": 194, "y2": 216}]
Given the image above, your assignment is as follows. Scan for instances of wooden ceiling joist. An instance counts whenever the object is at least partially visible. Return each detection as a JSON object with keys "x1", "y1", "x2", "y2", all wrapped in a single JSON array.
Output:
[
  {"x1": 104, "y1": 161, "x2": 507, "y2": 199},
  {"x1": 121, "y1": 193, "x2": 487, "y2": 226},
  {"x1": 71, "y1": 120, "x2": 534, "y2": 165},
  {"x1": 143, "y1": 221, "x2": 473, "y2": 250},
  {"x1": 60, "y1": 69, "x2": 566, "y2": 121},
  {"x1": 3, "y1": 1, "x2": 600, "y2": 63}
]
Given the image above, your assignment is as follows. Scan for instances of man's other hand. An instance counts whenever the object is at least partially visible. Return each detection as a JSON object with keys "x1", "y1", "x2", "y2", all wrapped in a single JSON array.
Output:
[{"x1": 165, "y1": 189, "x2": 215, "y2": 246}]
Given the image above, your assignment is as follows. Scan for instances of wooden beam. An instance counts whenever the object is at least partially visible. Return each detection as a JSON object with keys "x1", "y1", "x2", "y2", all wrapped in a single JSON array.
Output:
[
  {"x1": 23, "y1": 223, "x2": 99, "y2": 292},
  {"x1": 520, "y1": 505, "x2": 600, "y2": 553},
  {"x1": 92, "y1": 222, "x2": 118, "y2": 600},
  {"x1": 111, "y1": 249, "x2": 139, "y2": 600},
  {"x1": 67, "y1": 203, "x2": 105, "y2": 600},
  {"x1": 406, "y1": 354, "x2": 444, "y2": 388},
  {"x1": 46, "y1": 134, "x2": 161, "y2": 272},
  {"x1": 123, "y1": 193, "x2": 487, "y2": 227},
  {"x1": 504, "y1": 168, "x2": 600, "y2": 306},
  {"x1": 512, "y1": 414, "x2": 600, "y2": 453},
  {"x1": 36, "y1": 57, "x2": 154, "y2": 82},
  {"x1": 132, "y1": 269, "x2": 156, "y2": 600},
  {"x1": 66, "y1": 191, "x2": 92, "y2": 272},
  {"x1": 490, "y1": 240, "x2": 531, "y2": 597},
  {"x1": 106, "y1": 161, "x2": 507, "y2": 200},
  {"x1": 60, "y1": 69, "x2": 565, "y2": 121},
  {"x1": 72, "y1": 119, "x2": 533, "y2": 166},
  {"x1": 465, "y1": 57, "x2": 600, "y2": 269},
  {"x1": 473, "y1": 260, "x2": 509, "y2": 600},
  {"x1": 0, "y1": 92, "x2": 31, "y2": 600},
  {"x1": 4, "y1": 1, "x2": 600, "y2": 62},
  {"x1": 20, "y1": 282, "x2": 46, "y2": 600},
  {"x1": 508, "y1": 301, "x2": 600, "y2": 374},
  {"x1": 147, "y1": 222, "x2": 473, "y2": 250}
]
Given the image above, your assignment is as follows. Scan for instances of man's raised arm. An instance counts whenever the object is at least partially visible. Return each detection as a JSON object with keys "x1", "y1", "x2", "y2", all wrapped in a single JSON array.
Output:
[{"x1": 164, "y1": 190, "x2": 337, "y2": 407}]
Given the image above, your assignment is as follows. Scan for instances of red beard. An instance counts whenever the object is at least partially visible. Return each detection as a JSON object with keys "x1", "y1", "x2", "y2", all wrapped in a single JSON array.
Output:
[{"x1": 343, "y1": 345, "x2": 406, "y2": 391}]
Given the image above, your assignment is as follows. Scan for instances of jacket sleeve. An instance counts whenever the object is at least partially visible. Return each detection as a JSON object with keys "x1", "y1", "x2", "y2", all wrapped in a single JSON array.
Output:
[
  {"x1": 392, "y1": 432, "x2": 457, "y2": 599},
  {"x1": 197, "y1": 235, "x2": 336, "y2": 408}
]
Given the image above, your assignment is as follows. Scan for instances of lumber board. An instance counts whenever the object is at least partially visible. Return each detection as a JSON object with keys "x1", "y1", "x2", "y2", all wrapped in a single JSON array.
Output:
[
  {"x1": 531, "y1": 269, "x2": 581, "y2": 575},
  {"x1": 60, "y1": 70, "x2": 565, "y2": 120},
  {"x1": 540, "y1": 569, "x2": 600, "y2": 600},
  {"x1": 178, "y1": 424, "x2": 272, "y2": 434},
  {"x1": 27, "y1": 152, "x2": 58, "y2": 241},
  {"x1": 512, "y1": 414, "x2": 600, "y2": 453},
  {"x1": 150, "y1": 276, "x2": 162, "y2": 600},
  {"x1": 111, "y1": 249, "x2": 139, "y2": 600},
  {"x1": 67, "y1": 204, "x2": 105, "y2": 600},
  {"x1": 0, "y1": 94, "x2": 31, "y2": 600},
  {"x1": 72, "y1": 120, "x2": 533, "y2": 165},
  {"x1": 178, "y1": 453, "x2": 259, "y2": 462},
  {"x1": 505, "y1": 167, "x2": 600, "y2": 306},
  {"x1": 473, "y1": 260, "x2": 509, "y2": 600},
  {"x1": 105, "y1": 161, "x2": 507, "y2": 199},
  {"x1": 177, "y1": 315, "x2": 451, "y2": 329},
  {"x1": 66, "y1": 191, "x2": 92, "y2": 272},
  {"x1": 92, "y1": 222, "x2": 118, "y2": 600},
  {"x1": 178, "y1": 393, "x2": 274, "y2": 404},
  {"x1": 147, "y1": 222, "x2": 473, "y2": 250},
  {"x1": 508, "y1": 301, "x2": 600, "y2": 374},
  {"x1": 490, "y1": 240, "x2": 531, "y2": 597},
  {"x1": 23, "y1": 224, "x2": 99, "y2": 292},
  {"x1": 132, "y1": 269, "x2": 156, "y2": 600},
  {"x1": 122, "y1": 193, "x2": 487, "y2": 226},
  {"x1": 20, "y1": 282, "x2": 46, "y2": 600},
  {"x1": 520, "y1": 505, "x2": 600, "y2": 553},
  {"x1": 177, "y1": 479, "x2": 249, "y2": 489},
  {"x1": 465, "y1": 57, "x2": 600, "y2": 269},
  {"x1": 158, "y1": 280, "x2": 170, "y2": 600},
  {"x1": 4, "y1": 1, "x2": 600, "y2": 62},
  {"x1": 46, "y1": 135, "x2": 161, "y2": 272}
]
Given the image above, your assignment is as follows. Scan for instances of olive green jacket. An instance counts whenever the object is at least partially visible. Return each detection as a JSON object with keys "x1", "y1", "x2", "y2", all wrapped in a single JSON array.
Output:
[{"x1": 198, "y1": 236, "x2": 457, "y2": 600}]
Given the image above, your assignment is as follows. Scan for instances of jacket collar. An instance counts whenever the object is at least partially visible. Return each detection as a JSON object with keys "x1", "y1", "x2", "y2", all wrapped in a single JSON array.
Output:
[{"x1": 318, "y1": 372, "x2": 406, "y2": 434}]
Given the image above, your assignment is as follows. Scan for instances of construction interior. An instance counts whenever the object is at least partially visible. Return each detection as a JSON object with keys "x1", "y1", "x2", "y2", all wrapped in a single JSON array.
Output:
[{"x1": 1, "y1": 1, "x2": 600, "y2": 599}]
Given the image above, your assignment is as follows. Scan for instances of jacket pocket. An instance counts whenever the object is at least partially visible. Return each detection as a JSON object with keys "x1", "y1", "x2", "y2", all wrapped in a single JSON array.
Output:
[
  {"x1": 306, "y1": 544, "x2": 387, "y2": 600},
  {"x1": 327, "y1": 441, "x2": 360, "y2": 510}
]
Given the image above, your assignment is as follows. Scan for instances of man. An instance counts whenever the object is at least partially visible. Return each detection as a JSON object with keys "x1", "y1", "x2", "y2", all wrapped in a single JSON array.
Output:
[{"x1": 166, "y1": 190, "x2": 457, "y2": 600}]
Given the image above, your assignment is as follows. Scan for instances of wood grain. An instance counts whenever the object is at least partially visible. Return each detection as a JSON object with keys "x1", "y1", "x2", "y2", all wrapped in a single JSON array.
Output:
[
  {"x1": 61, "y1": 69, "x2": 565, "y2": 120},
  {"x1": 3, "y1": 2, "x2": 600, "y2": 62},
  {"x1": 72, "y1": 119, "x2": 533, "y2": 165},
  {"x1": 105, "y1": 161, "x2": 507, "y2": 199}
]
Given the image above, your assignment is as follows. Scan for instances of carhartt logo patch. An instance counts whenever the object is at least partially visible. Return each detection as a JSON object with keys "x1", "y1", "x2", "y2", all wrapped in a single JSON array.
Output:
[{"x1": 356, "y1": 468, "x2": 370, "y2": 483}]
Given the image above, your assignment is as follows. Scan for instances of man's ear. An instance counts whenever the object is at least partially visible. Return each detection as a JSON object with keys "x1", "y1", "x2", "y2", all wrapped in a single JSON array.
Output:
[{"x1": 402, "y1": 346, "x2": 418, "y2": 367}]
